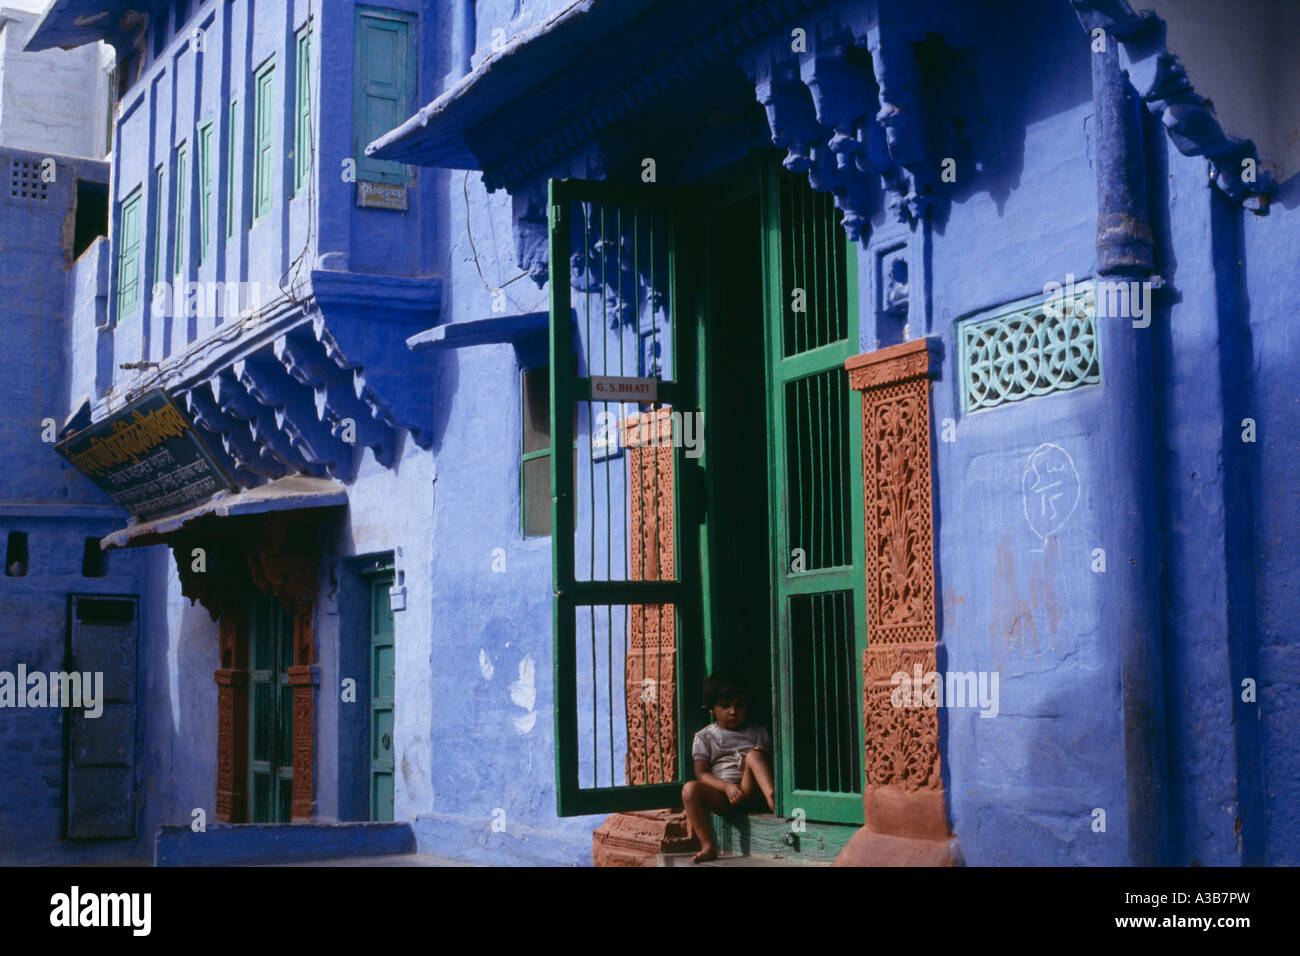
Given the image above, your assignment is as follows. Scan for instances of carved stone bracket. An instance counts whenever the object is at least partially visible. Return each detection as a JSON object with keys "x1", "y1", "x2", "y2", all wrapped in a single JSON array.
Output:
[
  {"x1": 1070, "y1": 0, "x2": 1274, "y2": 211},
  {"x1": 745, "y1": 22, "x2": 935, "y2": 242}
]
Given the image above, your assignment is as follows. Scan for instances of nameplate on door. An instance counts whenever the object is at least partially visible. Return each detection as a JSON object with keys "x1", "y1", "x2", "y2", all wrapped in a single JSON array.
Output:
[
  {"x1": 590, "y1": 375, "x2": 657, "y2": 403},
  {"x1": 357, "y1": 182, "x2": 408, "y2": 211}
]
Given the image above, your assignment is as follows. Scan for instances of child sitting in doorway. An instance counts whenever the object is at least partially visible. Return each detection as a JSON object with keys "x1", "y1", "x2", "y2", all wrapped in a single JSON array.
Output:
[{"x1": 681, "y1": 672, "x2": 775, "y2": 863}]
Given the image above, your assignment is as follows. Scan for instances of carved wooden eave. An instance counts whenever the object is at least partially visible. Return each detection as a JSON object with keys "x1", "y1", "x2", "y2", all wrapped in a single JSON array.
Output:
[
  {"x1": 83, "y1": 269, "x2": 438, "y2": 494},
  {"x1": 368, "y1": 0, "x2": 827, "y2": 285},
  {"x1": 1069, "y1": 0, "x2": 1275, "y2": 211},
  {"x1": 170, "y1": 509, "x2": 334, "y2": 623}
]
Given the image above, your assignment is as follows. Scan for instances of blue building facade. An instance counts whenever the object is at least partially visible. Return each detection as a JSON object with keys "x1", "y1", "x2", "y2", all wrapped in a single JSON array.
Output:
[{"x1": 2, "y1": 0, "x2": 1296, "y2": 866}]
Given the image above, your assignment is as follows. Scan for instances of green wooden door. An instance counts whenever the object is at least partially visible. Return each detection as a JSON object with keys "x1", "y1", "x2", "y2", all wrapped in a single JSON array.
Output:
[
  {"x1": 549, "y1": 178, "x2": 703, "y2": 816},
  {"x1": 248, "y1": 590, "x2": 295, "y2": 823},
  {"x1": 760, "y1": 167, "x2": 866, "y2": 824},
  {"x1": 368, "y1": 569, "x2": 396, "y2": 821}
]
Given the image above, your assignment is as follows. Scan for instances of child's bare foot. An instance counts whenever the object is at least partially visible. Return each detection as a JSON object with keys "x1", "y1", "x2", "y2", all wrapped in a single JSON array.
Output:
[{"x1": 692, "y1": 843, "x2": 718, "y2": 863}]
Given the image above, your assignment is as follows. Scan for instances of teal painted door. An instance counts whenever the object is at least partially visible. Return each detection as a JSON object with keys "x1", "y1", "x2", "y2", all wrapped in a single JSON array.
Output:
[
  {"x1": 368, "y1": 571, "x2": 395, "y2": 821},
  {"x1": 248, "y1": 591, "x2": 295, "y2": 823},
  {"x1": 760, "y1": 167, "x2": 866, "y2": 825},
  {"x1": 353, "y1": 7, "x2": 415, "y2": 185}
]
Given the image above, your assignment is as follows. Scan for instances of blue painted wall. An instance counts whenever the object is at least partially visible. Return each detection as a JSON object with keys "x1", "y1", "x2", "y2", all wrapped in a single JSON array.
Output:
[
  {"x1": 8, "y1": 0, "x2": 1296, "y2": 867},
  {"x1": 0, "y1": 145, "x2": 153, "y2": 862}
]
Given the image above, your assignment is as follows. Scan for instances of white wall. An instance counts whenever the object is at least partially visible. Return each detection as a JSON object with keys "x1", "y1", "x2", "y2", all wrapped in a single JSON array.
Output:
[
  {"x1": 1148, "y1": 0, "x2": 1300, "y2": 184},
  {"x1": 0, "y1": 6, "x2": 108, "y2": 157}
]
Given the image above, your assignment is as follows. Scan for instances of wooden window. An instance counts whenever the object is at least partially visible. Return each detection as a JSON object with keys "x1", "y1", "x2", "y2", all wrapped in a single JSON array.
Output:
[
  {"x1": 226, "y1": 101, "x2": 237, "y2": 239},
  {"x1": 521, "y1": 366, "x2": 553, "y2": 538},
  {"x1": 102, "y1": 65, "x2": 117, "y2": 155},
  {"x1": 198, "y1": 122, "x2": 213, "y2": 263},
  {"x1": 293, "y1": 23, "x2": 313, "y2": 195},
  {"x1": 152, "y1": 165, "x2": 166, "y2": 283},
  {"x1": 116, "y1": 186, "x2": 142, "y2": 318},
  {"x1": 253, "y1": 58, "x2": 276, "y2": 222},
  {"x1": 352, "y1": 7, "x2": 415, "y2": 185},
  {"x1": 173, "y1": 142, "x2": 187, "y2": 275}
]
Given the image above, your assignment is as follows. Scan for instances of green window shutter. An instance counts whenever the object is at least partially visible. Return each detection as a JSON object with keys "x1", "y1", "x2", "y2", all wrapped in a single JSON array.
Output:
[
  {"x1": 547, "y1": 179, "x2": 703, "y2": 817},
  {"x1": 116, "y1": 187, "x2": 142, "y2": 318},
  {"x1": 152, "y1": 165, "x2": 165, "y2": 289},
  {"x1": 226, "y1": 101, "x2": 237, "y2": 239},
  {"x1": 353, "y1": 7, "x2": 414, "y2": 185},
  {"x1": 173, "y1": 142, "x2": 187, "y2": 275},
  {"x1": 253, "y1": 58, "x2": 276, "y2": 222},
  {"x1": 521, "y1": 366, "x2": 553, "y2": 538},
  {"x1": 293, "y1": 24, "x2": 312, "y2": 195},
  {"x1": 198, "y1": 122, "x2": 213, "y2": 263}
]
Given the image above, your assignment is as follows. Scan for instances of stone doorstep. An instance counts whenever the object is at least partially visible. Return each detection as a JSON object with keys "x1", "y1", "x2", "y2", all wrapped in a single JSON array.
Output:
[
  {"x1": 658, "y1": 851, "x2": 831, "y2": 867},
  {"x1": 593, "y1": 808, "x2": 856, "y2": 866}
]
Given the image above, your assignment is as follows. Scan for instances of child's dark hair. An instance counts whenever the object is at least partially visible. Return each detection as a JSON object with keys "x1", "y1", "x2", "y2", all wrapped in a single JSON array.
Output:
[{"x1": 702, "y1": 671, "x2": 748, "y2": 711}]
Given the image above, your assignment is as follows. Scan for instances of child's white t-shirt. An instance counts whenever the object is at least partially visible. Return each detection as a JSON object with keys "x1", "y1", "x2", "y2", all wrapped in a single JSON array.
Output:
[{"x1": 691, "y1": 722, "x2": 771, "y2": 783}]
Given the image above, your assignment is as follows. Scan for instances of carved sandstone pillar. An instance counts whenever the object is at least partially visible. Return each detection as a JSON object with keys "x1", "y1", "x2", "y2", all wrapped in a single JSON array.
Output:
[
  {"x1": 621, "y1": 408, "x2": 678, "y2": 787},
  {"x1": 215, "y1": 606, "x2": 249, "y2": 823},
  {"x1": 593, "y1": 409, "x2": 693, "y2": 865},
  {"x1": 288, "y1": 608, "x2": 319, "y2": 823},
  {"x1": 838, "y1": 338, "x2": 959, "y2": 866}
]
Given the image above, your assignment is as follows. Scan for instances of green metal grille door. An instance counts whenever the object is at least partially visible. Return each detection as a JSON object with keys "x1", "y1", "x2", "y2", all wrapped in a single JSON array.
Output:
[
  {"x1": 369, "y1": 570, "x2": 396, "y2": 821},
  {"x1": 549, "y1": 178, "x2": 702, "y2": 816},
  {"x1": 762, "y1": 169, "x2": 867, "y2": 824},
  {"x1": 248, "y1": 590, "x2": 295, "y2": 823}
]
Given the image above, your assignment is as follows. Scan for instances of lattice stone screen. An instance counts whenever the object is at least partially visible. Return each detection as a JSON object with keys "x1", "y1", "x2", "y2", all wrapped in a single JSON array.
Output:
[
  {"x1": 958, "y1": 284, "x2": 1101, "y2": 412},
  {"x1": 9, "y1": 159, "x2": 50, "y2": 201}
]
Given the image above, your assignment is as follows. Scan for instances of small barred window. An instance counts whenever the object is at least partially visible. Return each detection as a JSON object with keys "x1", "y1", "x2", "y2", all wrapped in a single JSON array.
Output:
[{"x1": 9, "y1": 159, "x2": 51, "y2": 201}]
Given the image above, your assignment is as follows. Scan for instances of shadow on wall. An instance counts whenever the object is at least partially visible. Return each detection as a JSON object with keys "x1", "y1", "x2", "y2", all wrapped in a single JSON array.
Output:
[{"x1": 924, "y1": 0, "x2": 1093, "y2": 234}]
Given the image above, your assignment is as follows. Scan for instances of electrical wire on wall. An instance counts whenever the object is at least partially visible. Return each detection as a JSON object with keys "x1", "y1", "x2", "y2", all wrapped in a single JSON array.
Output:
[{"x1": 463, "y1": 170, "x2": 546, "y2": 314}]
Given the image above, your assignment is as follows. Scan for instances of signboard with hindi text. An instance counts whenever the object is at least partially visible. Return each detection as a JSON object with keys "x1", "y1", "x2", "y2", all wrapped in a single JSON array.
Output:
[{"x1": 54, "y1": 390, "x2": 235, "y2": 520}]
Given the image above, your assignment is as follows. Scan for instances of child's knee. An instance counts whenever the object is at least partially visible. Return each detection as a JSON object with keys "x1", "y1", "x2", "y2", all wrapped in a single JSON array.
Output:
[{"x1": 682, "y1": 781, "x2": 699, "y2": 802}]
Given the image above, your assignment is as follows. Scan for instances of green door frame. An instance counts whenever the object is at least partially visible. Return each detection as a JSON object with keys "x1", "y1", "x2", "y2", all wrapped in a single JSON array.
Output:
[
  {"x1": 549, "y1": 177, "x2": 705, "y2": 816},
  {"x1": 759, "y1": 163, "x2": 866, "y2": 825}
]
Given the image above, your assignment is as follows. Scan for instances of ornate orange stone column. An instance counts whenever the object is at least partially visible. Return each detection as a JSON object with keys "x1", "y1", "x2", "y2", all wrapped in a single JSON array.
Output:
[
  {"x1": 215, "y1": 607, "x2": 250, "y2": 822},
  {"x1": 837, "y1": 338, "x2": 960, "y2": 866}
]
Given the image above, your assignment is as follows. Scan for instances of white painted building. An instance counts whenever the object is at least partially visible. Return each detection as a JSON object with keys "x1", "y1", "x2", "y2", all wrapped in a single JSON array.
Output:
[{"x1": 0, "y1": 2, "x2": 112, "y2": 157}]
